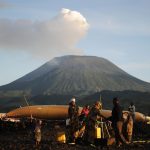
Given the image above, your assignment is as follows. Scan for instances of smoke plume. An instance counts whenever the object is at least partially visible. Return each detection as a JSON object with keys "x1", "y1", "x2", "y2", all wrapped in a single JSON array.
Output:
[{"x1": 0, "y1": 8, "x2": 89, "y2": 58}]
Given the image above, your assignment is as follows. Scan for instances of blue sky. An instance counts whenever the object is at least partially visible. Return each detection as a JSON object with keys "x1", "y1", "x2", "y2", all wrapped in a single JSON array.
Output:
[{"x1": 0, "y1": 0, "x2": 150, "y2": 86}]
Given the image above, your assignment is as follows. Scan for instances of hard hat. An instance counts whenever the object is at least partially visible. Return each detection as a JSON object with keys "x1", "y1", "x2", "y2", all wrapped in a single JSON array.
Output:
[{"x1": 70, "y1": 98, "x2": 76, "y2": 103}]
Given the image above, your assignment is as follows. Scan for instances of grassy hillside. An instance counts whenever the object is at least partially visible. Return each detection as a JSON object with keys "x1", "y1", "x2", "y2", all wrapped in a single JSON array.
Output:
[{"x1": 0, "y1": 90, "x2": 150, "y2": 114}]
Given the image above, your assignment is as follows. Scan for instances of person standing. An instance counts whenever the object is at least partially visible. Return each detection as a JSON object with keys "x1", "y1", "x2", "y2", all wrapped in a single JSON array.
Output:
[
  {"x1": 126, "y1": 113, "x2": 133, "y2": 142},
  {"x1": 34, "y1": 120, "x2": 42, "y2": 146},
  {"x1": 68, "y1": 98, "x2": 80, "y2": 143},
  {"x1": 112, "y1": 97, "x2": 129, "y2": 147},
  {"x1": 85, "y1": 101, "x2": 103, "y2": 144},
  {"x1": 81, "y1": 105, "x2": 90, "y2": 117},
  {"x1": 79, "y1": 105, "x2": 90, "y2": 123}
]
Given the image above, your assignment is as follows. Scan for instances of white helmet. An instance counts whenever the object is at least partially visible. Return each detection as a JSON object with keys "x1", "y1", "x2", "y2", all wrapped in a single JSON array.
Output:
[{"x1": 70, "y1": 98, "x2": 76, "y2": 103}]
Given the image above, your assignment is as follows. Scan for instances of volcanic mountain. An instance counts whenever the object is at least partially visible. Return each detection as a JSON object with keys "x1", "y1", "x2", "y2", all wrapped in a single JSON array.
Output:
[{"x1": 0, "y1": 55, "x2": 150, "y2": 96}]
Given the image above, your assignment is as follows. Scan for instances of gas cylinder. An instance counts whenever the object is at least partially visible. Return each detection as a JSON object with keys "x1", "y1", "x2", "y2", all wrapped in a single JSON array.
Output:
[
  {"x1": 95, "y1": 127, "x2": 101, "y2": 139},
  {"x1": 56, "y1": 131, "x2": 66, "y2": 143}
]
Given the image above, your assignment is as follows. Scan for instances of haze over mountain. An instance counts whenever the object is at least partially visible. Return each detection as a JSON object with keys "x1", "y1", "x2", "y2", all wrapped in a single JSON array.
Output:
[{"x1": 0, "y1": 55, "x2": 150, "y2": 97}]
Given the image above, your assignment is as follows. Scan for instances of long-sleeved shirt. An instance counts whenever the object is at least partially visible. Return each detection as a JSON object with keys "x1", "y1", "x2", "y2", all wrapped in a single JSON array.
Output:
[
  {"x1": 68, "y1": 104, "x2": 79, "y2": 120},
  {"x1": 112, "y1": 104, "x2": 123, "y2": 123}
]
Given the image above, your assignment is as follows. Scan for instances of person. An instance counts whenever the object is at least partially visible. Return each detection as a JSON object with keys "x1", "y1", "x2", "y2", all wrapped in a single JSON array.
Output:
[
  {"x1": 111, "y1": 97, "x2": 129, "y2": 147},
  {"x1": 34, "y1": 120, "x2": 42, "y2": 146},
  {"x1": 79, "y1": 105, "x2": 90, "y2": 123},
  {"x1": 85, "y1": 101, "x2": 104, "y2": 144},
  {"x1": 68, "y1": 97, "x2": 80, "y2": 143},
  {"x1": 126, "y1": 113, "x2": 133, "y2": 143},
  {"x1": 81, "y1": 105, "x2": 90, "y2": 117},
  {"x1": 78, "y1": 105, "x2": 90, "y2": 139},
  {"x1": 128, "y1": 102, "x2": 135, "y2": 122}
]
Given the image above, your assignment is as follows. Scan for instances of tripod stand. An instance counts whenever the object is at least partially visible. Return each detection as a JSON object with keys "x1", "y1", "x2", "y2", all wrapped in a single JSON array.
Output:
[{"x1": 97, "y1": 119, "x2": 111, "y2": 139}]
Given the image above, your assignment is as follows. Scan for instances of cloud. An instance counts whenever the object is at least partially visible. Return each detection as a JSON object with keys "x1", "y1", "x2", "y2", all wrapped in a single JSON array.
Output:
[{"x1": 0, "y1": 8, "x2": 89, "y2": 59}]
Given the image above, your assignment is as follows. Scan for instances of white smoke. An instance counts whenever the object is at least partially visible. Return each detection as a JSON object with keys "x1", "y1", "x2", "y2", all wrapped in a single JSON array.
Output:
[{"x1": 0, "y1": 8, "x2": 89, "y2": 58}]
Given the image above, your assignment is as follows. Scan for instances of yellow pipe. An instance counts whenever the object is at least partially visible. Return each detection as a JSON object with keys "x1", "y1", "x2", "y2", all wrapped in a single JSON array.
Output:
[{"x1": 5, "y1": 105, "x2": 149, "y2": 123}]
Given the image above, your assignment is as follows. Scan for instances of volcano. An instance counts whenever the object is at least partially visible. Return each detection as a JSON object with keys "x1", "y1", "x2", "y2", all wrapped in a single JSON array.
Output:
[{"x1": 0, "y1": 55, "x2": 150, "y2": 96}]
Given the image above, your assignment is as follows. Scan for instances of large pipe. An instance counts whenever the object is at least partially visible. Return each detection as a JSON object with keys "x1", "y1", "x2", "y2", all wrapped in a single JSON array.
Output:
[
  {"x1": 5, "y1": 105, "x2": 150, "y2": 123},
  {"x1": 6, "y1": 105, "x2": 71, "y2": 120},
  {"x1": 0, "y1": 113, "x2": 6, "y2": 119},
  {"x1": 145, "y1": 116, "x2": 150, "y2": 124}
]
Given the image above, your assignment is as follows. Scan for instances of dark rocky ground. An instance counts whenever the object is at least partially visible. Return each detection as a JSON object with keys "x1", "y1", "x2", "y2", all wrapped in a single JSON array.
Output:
[{"x1": 0, "y1": 120, "x2": 150, "y2": 150}]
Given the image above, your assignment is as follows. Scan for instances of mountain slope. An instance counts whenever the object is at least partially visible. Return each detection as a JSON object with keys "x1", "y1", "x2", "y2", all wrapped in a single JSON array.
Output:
[{"x1": 0, "y1": 55, "x2": 150, "y2": 96}]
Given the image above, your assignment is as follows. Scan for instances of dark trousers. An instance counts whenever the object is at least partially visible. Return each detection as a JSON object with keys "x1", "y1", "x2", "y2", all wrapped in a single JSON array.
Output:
[{"x1": 113, "y1": 121, "x2": 127, "y2": 145}]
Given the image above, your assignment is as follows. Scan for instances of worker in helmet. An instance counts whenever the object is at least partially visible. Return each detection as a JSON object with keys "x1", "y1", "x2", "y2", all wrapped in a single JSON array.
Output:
[
  {"x1": 84, "y1": 101, "x2": 104, "y2": 144},
  {"x1": 68, "y1": 97, "x2": 80, "y2": 144}
]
